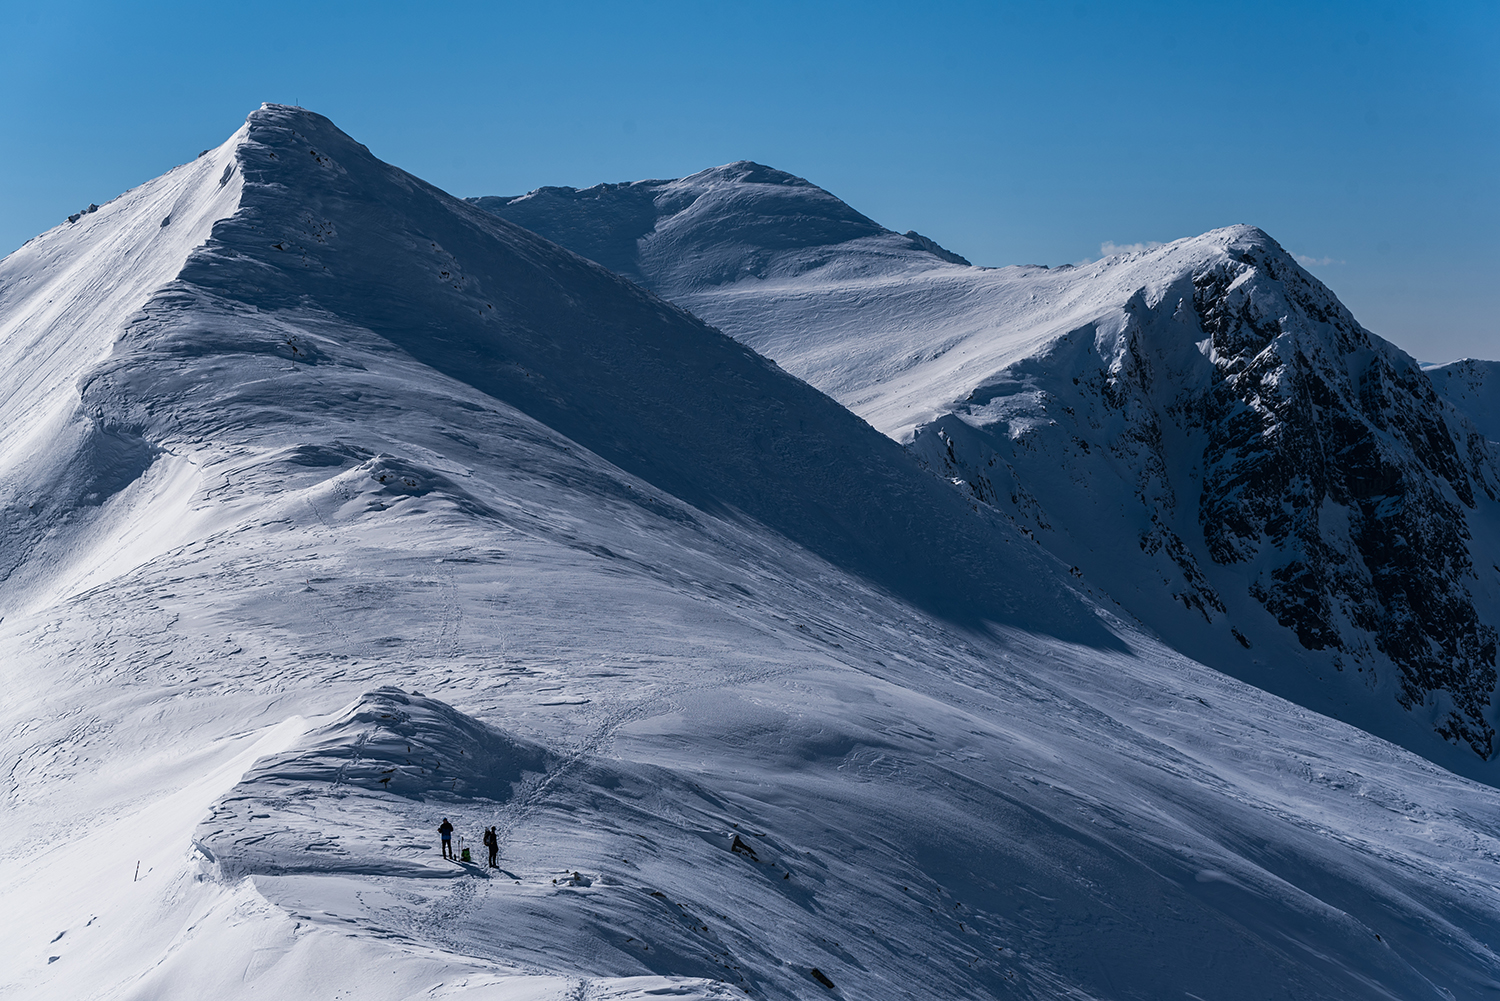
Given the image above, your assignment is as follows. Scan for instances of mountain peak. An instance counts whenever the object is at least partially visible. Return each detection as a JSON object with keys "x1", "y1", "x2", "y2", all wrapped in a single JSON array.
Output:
[
  {"x1": 469, "y1": 161, "x2": 971, "y2": 289},
  {"x1": 490, "y1": 164, "x2": 1500, "y2": 770},
  {"x1": 1207, "y1": 222, "x2": 1276, "y2": 245},
  {"x1": 242, "y1": 102, "x2": 376, "y2": 162},
  {"x1": 677, "y1": 159, "x2": 814, "y2": 188}
]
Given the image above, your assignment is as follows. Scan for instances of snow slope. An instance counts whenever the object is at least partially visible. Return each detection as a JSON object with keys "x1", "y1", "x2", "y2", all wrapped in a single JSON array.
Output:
[
  {"x1": 0, "y1": 125, "x2": 245, "y2": 598},
  {"x1": 1430, "y1": 358, "x2": 1500, "y2": 445},
  {"x1": 3, "y1": 108, "x2": 1500, "y2": 1000},
  {"x1": 479, "y1": 174, "x2": 1500, "y2": 777}
]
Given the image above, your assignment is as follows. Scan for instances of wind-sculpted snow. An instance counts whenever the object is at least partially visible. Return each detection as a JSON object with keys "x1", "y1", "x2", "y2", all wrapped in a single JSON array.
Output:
[
  {"x1": 0, "y1": 128, "x2": 244, "y2": 605},
  {"x1": 481, "y1": 167, "x2": 1500, "y2": 773},
  {"x1": 4, "y1": 106, "x2": 1500, "y2": 1000},
  {"x1": 143, "y1": 109, "x2": 1107, "y2": 644},
  {"x1": 196, "y1": 673, "x2": 1500, "y2": 1001}
]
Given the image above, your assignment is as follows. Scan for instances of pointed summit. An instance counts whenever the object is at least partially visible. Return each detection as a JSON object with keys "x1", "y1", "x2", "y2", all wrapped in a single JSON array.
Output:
[
  {"x1": 3, "y1": 104, "x2": 1107, "y2": 644},
  {"x1": 678, "y1": 159, "x2": 817, "y2": 187}
]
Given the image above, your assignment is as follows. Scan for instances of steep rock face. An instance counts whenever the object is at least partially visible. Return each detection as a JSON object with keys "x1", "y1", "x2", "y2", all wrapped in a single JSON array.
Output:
[
  {"x1": 1189, "y1": 241, "x2": 1496, "y2": 750},
  {"x1": 912, "y1": 229, "x2": 1500, "y2": 758}
]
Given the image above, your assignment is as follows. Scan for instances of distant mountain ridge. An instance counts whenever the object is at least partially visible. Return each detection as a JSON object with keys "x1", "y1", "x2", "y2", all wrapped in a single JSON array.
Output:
[
  {"x1": 467, "y1": 160, "x2": 968, "y2": 292},
  {"x1": 476, "y1": 173, "x2": 1500, "y2": 767}
]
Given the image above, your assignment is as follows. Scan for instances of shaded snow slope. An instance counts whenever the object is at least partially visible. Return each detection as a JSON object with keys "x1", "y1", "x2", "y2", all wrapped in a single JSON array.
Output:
[
  {"x1": 3, "y1": 107, "x2": 1500, "y2": 1001},
  {"x1": 199, "y1": 687, "x2": 554, "y2": 880},
  {"x1": 165, "y1": 119, "x2": 1101, "y2": 643},
  {"x1": 479, "y1": 177, "x2": 1500, "y2": 775}
]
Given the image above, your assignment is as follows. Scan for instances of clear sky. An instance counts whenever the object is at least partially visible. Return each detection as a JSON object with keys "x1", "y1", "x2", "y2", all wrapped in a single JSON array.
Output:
[{"x1": 2, "y1": 1, "x2": 1495, "y2": 361}]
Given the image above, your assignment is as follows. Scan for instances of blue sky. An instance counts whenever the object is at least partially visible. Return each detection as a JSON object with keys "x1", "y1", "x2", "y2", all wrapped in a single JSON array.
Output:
[{"x1": 2, "y1": 1, "x2": 1495, "y2": 361}]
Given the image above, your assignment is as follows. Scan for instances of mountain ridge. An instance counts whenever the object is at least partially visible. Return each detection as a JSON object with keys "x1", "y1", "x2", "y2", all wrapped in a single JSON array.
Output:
[
  {"x1": 152, "y1": 107, "x2": 1106, "y2": 641},
  {"x1": 476, "y1": 177, "x2": 1500, "y2": 770},
  {"x1": 5, "y1": 106, "x2": 1500, "y2": 1001}
]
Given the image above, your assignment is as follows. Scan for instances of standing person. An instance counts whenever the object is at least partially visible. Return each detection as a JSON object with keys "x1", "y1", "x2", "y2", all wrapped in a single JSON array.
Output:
[
  {"x1": 438, "y1": 818, "x2": 454, "y2": 859},
  {"x1": 484, "y1": 826, "x2": 499, "y2": 868}
]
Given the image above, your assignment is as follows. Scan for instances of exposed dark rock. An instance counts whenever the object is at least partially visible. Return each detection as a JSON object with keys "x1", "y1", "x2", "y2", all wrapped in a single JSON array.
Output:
[
  {"x1": 915, "y1": 228, "x2": 1499, "y2": 759},
  {"x1": 1186, "y1": 238, "x2": 1496, "y2": 756},
  {"x1": 730, "y1": 834, "x2": 761, "y2": 861}
]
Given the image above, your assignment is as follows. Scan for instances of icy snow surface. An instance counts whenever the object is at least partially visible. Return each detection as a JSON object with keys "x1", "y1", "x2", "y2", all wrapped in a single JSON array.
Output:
[{"x1": 2, "y1": 107, "x2": 1500, "y2": 1000}]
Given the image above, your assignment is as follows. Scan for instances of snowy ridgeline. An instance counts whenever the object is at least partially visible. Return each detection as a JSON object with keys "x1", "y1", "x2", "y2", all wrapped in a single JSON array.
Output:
[
  {"x1": 0, "y1": 105, "x2": 1498, "y2": 1001},
  {"x1": 480, "y1": 172, "x2": 1500, "y2": 777}
]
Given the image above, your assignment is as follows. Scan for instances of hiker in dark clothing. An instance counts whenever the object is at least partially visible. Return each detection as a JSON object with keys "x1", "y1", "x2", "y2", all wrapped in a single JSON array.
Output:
[
  {"x1": 484, "y1": 826, "x2": 499, "y2": 868},
  {"x1": 439, "y1": 818, "x2": 454, "y2": 859}
]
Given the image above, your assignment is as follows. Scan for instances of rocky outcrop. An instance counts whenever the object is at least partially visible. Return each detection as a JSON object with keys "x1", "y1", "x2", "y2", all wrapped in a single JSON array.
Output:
[
  {"x1": 915, "y1": 229, "x2": 1500, "y2": 758},
  {"x1": 473, "y1": 156, "x2": 1500, "y2": 763}
]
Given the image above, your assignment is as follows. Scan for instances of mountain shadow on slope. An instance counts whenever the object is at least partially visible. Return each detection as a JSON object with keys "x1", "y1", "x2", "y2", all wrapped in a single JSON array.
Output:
[{"x1": 169, "y1": 106, "x2": 1109, "y2": 646}]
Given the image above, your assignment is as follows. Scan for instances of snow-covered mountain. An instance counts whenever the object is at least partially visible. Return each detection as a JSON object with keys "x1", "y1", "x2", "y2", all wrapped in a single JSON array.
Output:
[
  {"x1": 468, "y1": 162, "x2": 969, "y2": 296},
  {"x1": 478, "y1": 172, "x2": 1500, "y2": 774},
  {"x1": 4, "y1": 108, "x2": 1500, "y2": 1001}
]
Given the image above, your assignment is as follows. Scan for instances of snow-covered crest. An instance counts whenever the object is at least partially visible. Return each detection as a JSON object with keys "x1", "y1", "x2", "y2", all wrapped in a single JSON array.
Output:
[
  {"x1": 0, "y1": 126, "x2": 247, "y2": 603},
  {"x1": 912, "y1": 228, "x2": 1500, "y2": 763}
]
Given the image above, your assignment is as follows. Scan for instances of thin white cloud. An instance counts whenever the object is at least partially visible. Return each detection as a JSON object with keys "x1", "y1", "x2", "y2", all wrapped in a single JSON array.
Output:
[
  {"x1": 1294, "y1": 253, "x2": 1345, "y2": 267},
  {"x1": 1100, "y1": 240, "x2": 1165, "y2": 256}
]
